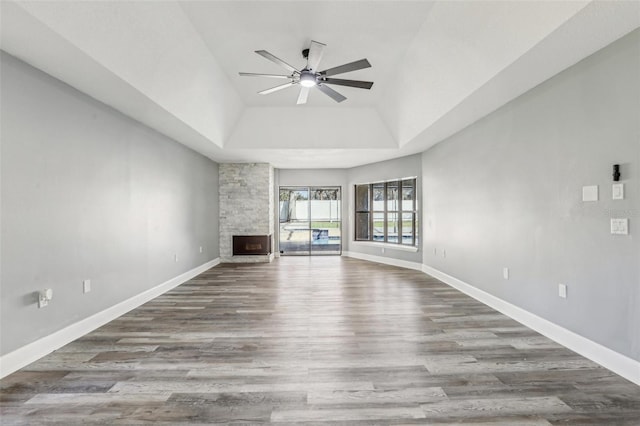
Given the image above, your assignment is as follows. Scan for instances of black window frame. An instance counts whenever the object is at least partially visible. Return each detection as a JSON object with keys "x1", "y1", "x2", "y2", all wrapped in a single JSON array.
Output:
[{"x1": 354, "y1": 178, "x2": 417, "y2": 246}]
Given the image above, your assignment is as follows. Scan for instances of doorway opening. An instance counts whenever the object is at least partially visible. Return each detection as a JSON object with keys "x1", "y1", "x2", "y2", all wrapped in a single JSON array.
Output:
[{"x1": 278, "y1": 186, "x2": 341, "y2": 255}]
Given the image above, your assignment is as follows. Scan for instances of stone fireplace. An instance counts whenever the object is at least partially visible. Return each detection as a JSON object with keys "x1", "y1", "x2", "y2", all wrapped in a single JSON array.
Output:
[{"x1": 219, "y1": 163, "x2": 274, "y2": 263}]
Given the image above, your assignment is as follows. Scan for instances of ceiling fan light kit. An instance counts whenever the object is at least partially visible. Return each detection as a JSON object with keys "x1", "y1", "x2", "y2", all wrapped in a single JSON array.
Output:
[
  {"x1": 299, "y1": 71, "x2": 316, "y2": 88},
  {"x1": 239, "y1": 40, "x2": 373, "y2": 104}
]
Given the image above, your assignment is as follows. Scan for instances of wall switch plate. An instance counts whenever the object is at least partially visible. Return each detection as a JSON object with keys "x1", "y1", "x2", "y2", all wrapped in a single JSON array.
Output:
[
  {"x1": 199, "y1": 246, "x2": 203, "y2": 253},
  {"x1": 503, "y1": 267, "x2": 509, "y2": 280},
  {"x1": 582, "y1": 185, "x2": 598, "y2": 202},
  {"x1": 174, "y1": 254, "x2": 179, "y2": 262},
  {"x1": 434, "y1": 248, "x2": 437, "y2": 256},
  {"x1": 610, "y1": 218, "x2": 629, "y2": 235},
  {"x1": 83, "y1": 279, "x2": 91, "y2": 293},
  {"x1": 612, "y1": 183, "x2": 624, "y2": 200},
  {"x1": 558, "y1": 283, "x2": 567, "y2": 299}
]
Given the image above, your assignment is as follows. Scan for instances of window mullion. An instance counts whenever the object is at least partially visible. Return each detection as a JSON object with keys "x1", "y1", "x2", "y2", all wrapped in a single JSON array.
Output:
[
  {"x1": 413, "y1": 178, "x2": 417, "y2": 245},
  {"x1": 369, "y1": 184, "x2": 374, "y2": 242},
  {"x1": 381, "y1": 182, "x2": 385, "y2": 243},
  {"x1": 398, "y1": 180, "x2": 402, "y2": 245}
]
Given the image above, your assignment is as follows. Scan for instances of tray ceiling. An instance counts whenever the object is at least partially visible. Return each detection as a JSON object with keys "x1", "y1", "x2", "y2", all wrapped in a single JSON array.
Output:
[{"x1": 1, "y1": 1, "x2": 639, "y2": 168}]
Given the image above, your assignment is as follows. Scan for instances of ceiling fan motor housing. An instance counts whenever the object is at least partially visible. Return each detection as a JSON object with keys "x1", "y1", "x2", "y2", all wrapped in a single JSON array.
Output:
[{"x1": 299, "y1": 70, "x2": 316, "y2": 87}]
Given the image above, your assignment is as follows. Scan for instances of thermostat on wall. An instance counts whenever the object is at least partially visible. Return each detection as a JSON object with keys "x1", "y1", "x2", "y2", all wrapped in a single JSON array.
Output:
[{"x1": 610, "y1": 218, "x2": 629, "y2": 235}]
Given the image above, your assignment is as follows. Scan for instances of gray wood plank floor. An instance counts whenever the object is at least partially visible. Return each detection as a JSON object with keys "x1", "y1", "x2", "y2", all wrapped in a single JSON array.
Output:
[{"x1": 1, "y1": 257, "x2": 639, "y2": 424}]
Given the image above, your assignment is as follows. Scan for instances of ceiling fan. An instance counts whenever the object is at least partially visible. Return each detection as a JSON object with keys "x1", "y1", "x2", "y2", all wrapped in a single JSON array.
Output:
[{"x1": 239, "y1": 40, "x2": 373, "y2": 104}]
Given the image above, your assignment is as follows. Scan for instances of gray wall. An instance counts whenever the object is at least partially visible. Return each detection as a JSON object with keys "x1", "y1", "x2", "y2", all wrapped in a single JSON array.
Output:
[
  {"x1": 0, "y1": 52, "x2": 220, "y2": 356},
  {"x1": 277, "y1": 169, "x2": 348, "y2": 188},
  {"x1": 347, "y1": 154, "x2": 423, "y2": 263},
  {"x1": 421, "y1": 30, "x2": 639, "y2": 360}
]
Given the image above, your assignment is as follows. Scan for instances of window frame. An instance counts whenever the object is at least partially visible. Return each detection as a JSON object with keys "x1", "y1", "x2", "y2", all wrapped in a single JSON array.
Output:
[{"x1": 354, "y1": 178, "x2": 417, "y2": 247}]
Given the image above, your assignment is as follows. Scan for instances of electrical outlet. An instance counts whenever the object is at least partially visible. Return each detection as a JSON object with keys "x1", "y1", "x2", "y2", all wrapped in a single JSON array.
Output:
[
  {"x1": 199, "y1": 246, "x2": 203, "y2": 253},
  {"x1": 503, "y1": 267, "x2": 509, "y2": 280},
  {"x1": 558, "y1": 283, "x2": 567, "y2": 299},
  {"x1": 83, "y1": 279, "x2": 91, "y2": 293},
  {"x1": 174, "y1": 254, "x2": 179, "y2": 262},
  {"x1": 38, "y1": 288, "x2": 53, "y2": 308},
  {"x1": 381, "y1": 247, "x2": 385, "y2": 254}
]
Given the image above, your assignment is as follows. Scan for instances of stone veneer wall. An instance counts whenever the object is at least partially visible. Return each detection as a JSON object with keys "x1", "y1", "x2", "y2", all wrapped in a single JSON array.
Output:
[{"x1": 219, "y1": 163, "x2": 274, "y2": 263}]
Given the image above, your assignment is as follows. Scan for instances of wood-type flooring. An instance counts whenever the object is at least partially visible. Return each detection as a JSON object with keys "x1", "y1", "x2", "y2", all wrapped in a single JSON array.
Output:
[{"x1": 1, "y1": 257, "x2": 639, "y2": 424}]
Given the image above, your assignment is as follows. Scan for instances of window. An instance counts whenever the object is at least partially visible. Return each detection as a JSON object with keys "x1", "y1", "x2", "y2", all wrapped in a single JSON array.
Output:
[{"x1": 355, "y1": 178, "x2": 417, "y2": 246}]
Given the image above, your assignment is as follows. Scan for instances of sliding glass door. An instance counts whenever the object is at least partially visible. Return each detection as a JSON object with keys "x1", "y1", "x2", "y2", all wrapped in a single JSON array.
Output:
[
  {"x1": 279, "y1": 187, "x2": 341, "y2": 255},
  {"x1": 309, "y1": 187, "x2": 341, "y2": 255},
  {"x1": 279, "y1": 187, "x2": 311, "y2": 255}
]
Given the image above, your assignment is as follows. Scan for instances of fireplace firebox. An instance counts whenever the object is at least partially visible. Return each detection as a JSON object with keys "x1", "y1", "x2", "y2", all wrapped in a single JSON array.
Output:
[{"x1": 232, "y1": 235, "x2": 272, "y2": 256}]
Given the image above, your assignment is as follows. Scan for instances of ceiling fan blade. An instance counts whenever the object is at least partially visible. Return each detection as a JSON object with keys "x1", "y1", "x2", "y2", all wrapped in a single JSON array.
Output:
[
  {"x1": 258, "y1": 82, "x2": 296, "y2": 95},
  {"x1": 239, "y1": 72, "x2": 292, "y2": 79},
  {"x1": 320, "y1": 78, "x2": 373, "y2": 90},
  {"x1": 306, "y1": 40, "x2": 326, "y2": 71},
  {"x1": 255, "y1": 50, "x2": 299, "y2": 74},
  {"x1": 297, "y1": 86, "x2": 310, "y2": 105},
  {"x1": 319, "y1": 59, "x2": 371, "y2": 77},
  {"x1": 316, "y1": 84, "x2": 346, "y2": 103}
]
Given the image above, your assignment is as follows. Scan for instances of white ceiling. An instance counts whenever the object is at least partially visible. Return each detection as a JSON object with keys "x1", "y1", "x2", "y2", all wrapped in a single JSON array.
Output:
[
  {"x1": 181, "y1": 1, "x2": 433, "y2": 108},
  {"x1": 2, "y1": 1, "x2": 639, "y2": 168}
]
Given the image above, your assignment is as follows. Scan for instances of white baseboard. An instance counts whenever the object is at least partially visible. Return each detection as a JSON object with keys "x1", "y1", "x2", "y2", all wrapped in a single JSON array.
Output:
[
  {"x1": 422, "y1": 264, "x2": 640, "y2": 386},
  {"x1": 342, "y1": 250, "x2": 423, "y2": 271},
  {"x1": 0, "y1": 258, "x2": 220, "y2": 379},
  {"x1": 4, "y1": 257, "x2": 636, "y2": 386}
]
